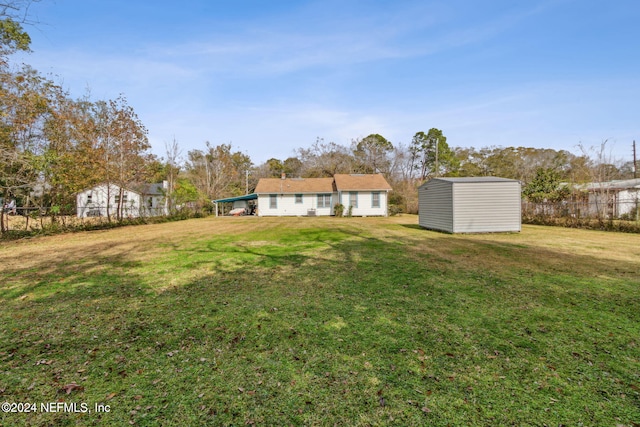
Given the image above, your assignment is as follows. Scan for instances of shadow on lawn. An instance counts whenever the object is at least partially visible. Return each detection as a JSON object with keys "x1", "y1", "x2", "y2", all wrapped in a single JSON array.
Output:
[
  {"x1": 0, "y1": 239, "x2": 149, "y2": 301},
  {"x1": 1, "y1": 224, "x2": 639, "y2": 426},
  {"x1": 0, "y1": 222, "x2": 639, "y2": 305}
]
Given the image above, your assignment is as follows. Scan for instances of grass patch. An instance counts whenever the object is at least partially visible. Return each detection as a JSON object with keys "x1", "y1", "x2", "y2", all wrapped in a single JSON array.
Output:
[{"x1": 1, "y1": 216, "x2": 639, "y2": 426}]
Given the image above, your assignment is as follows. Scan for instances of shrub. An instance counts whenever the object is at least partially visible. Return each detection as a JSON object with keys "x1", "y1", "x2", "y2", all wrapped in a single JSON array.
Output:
[{"x1": 388, "y1": 204, "x2": 403, "y2": 216}]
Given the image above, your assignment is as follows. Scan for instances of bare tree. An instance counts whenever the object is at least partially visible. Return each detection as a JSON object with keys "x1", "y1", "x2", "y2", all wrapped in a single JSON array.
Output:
[
  {"x1": 164, "y1": 137, "x2": 182, "y2": 213},
  {"x1": 88, "y1": 96, "x2": 150, "y2": 221},
  {"x1": 186, "y1": 142, "x2": 252, "y2": 200},
  {"x1": 578, "y1": 140, "x2": 622, "y2": 223},
  {"x1": 295, "y1": 138, "x2": 355, "y2": 177}
]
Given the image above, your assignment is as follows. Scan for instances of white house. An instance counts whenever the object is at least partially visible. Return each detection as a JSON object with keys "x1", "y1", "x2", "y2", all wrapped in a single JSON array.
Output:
[
  {"x1": 578, "y1": 178, "x2": 640, "y2": 219},
  {"x1": 419, "y1": 177, "x2": 521, "y2": 233},
  {"x1": 333, "y1": 174, "x2": 393, "y2": 217},
  {"x1": 77, "y1": 182, "x2": 168, "y2": 218},
  {"x1": 254, "y1": 174, "x2": 392, "y2": 217}
]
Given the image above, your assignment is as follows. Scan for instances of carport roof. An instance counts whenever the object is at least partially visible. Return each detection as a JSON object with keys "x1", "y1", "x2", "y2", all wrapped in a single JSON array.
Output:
[{"x1": 213, "y1": 193, "x2": 258, "y2": 203}]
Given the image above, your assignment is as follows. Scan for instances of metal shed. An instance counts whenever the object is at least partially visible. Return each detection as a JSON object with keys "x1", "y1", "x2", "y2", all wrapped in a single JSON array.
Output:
[{"x1": 418, "y1": 177, "x2": 521, "y2": 233}]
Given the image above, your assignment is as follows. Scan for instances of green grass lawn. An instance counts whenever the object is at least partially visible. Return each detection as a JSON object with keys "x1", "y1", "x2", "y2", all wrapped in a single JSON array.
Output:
[{"x1": 1, "y1": 216, "x2": 639, "y2": 426}]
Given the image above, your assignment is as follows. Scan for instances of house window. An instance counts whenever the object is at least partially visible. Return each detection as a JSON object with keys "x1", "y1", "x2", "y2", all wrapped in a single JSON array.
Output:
[
  {"x1": 148, "y1": 197, "x2": 153, "y2": 208},
  {"x1": 295, "y1": 194, "x2": 303, "y2": 204},
  {"x1": 317, "y1": 194, "x2": 331, "y2": 208},
  {"x1": 372, "y1": 192, "x2": 380, "y2": 208},
  {"x1": 86, "y1": 194, "x2": 92, "y2": 204},
  {"x1": 122, "y1": 194, "x2": 128, "y2": 204},
  {"x1": 349, "y1": 192, "x2": 358, "y2": 208},
  {"x1": 114, "y1": 195, "x2": 120, "y2": 204},
  {"x1": 270, "y1": 194, "x2": 277, "y2": 209}
]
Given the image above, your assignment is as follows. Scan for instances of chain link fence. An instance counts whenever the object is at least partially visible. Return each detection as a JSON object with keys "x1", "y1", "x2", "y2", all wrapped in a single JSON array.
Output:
[
  {"x1": 1, "y1": 203, "x2": 206, "y2": 236},
  {"x1": 522, "y1": 200, "x2": 640, "y2": 231}
]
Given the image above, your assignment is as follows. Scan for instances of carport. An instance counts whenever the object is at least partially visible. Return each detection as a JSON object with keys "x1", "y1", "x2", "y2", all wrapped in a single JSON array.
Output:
[{"x1": 213, "y1": 193, "x2": 258, "y2": 217}]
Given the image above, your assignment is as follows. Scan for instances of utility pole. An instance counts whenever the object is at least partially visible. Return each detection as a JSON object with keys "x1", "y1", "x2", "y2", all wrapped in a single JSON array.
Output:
[
  {"x1": 633, "y1": 140, "x2": 637, "y2": 179},
  {"x1": 435, "y1": 139, "x2": 439, "y2": 178},
  {"x1": 634, "y1": 141, "x2": 639, "y2": 222}
]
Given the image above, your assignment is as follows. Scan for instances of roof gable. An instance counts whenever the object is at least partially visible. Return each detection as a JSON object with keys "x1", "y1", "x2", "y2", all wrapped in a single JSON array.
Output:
[{"x1": 333, "y1": 174, "x2": 392, "y2": 191}]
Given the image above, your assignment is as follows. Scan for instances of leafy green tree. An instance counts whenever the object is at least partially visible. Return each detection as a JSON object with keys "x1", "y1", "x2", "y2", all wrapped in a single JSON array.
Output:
[
  {"x1": 265, "y1": 158, "x2": 284, "y2": 177},
  {"x1": 523, "y1": 168, "x2": 570, "y2": 202},
  {"x1": 173, "y1": 177, "x2": 199, "y2": 206},
  {"x1": 1, "y1": 1, "x2": 34, "y2": 61},
  {"x1": 352, "y1": 133, "x2": 393, "y2": 174},
  {"x1": 410, "y1": 128, "x2": 458, "y2": 180},
  {"x1": 0, "y1": 65, "x2": 53, "y2": 232},
  {"x1": 283, "y1": 157, "x2": 303, "y2": 177}
]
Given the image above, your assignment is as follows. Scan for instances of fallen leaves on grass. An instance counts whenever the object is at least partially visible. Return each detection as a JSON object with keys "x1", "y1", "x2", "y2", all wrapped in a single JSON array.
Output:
[{"x1": 59, "y1": 383, "x2": 84, "y2": 394}]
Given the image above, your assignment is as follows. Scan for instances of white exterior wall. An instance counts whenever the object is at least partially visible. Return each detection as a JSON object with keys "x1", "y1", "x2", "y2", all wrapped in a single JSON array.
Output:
[
  {"x1": 588, "y1": 189, "x2": 640, "y2": 218},
  {"x1": 77, "y1": 184, "x2": 141, "y2": 218},
  {"x1": 338, "y1": 191, "x2": 389, "y2": 216},
  {"x1": 418, "y1": 180, "x2": 454, "y2": 232},
  {"x1": 77, "y1": 184, "x2": 165, "y2": 218},
  {"x1": 257, "y1": 193, "x2": 336, "y2": 216},
  {"x1": 452, "y1": 182, "x2": 521, "y2": 233},
  {"x1": 618, "y1": 189, "x2": 639, "y2": 216},
  {"x1": 419, "y1": 179, "x2": 521, "y2": 233}
]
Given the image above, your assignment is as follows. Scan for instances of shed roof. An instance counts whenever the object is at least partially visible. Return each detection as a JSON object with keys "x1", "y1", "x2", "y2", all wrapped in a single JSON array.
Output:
[
  {"x1": 334, "y1": 174, "x2": 392, "y2": 191},
  {"x1": 254, "y1": 178, "x2": 336, "y2": 194},
  {"x1": 419, "y1": 177, "x2": 519, "y2": 188}
]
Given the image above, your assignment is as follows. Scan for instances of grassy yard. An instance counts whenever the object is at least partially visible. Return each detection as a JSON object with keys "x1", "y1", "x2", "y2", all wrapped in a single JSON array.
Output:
[{"x1": 0, "y1": 215, "x2": 639, "y2": 426}]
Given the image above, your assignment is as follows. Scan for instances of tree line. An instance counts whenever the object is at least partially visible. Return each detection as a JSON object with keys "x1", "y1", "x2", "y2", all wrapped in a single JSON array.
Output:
[{"x1": 1, "y1": 1, "x2": 635, "y2": 233}]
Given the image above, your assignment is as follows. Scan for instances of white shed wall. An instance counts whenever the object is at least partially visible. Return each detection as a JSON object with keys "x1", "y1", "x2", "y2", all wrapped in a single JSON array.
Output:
[
  {"x1": 418, "y1": 180, "x2": 454, "y2": 232},
  {"x1": 419, "y1": 178, "x2": 521, "y2": 233},
  {"x1": 452, "y1": 182, "x2": 521, "y2": 233}
]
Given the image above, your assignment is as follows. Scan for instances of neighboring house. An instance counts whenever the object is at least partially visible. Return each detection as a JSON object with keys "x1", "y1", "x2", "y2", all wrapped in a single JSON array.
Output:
[
  {"x1": 77, "y1": 182, "x2": 168, "y2": 218},
  {"x1": 575, "y1": 178, "x2": 640, "y2": 219},
  {"x1": 254, "y1": 173, "x2": 392, "y2": 217},
  {"x1": 419, "y1": 177, "x2": 521, "y2": 233}
]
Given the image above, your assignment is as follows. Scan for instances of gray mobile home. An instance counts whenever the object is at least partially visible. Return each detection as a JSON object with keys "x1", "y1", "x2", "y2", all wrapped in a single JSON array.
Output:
[{"x1": 418, "y1": 177, "x2": 521, "y2": 233}]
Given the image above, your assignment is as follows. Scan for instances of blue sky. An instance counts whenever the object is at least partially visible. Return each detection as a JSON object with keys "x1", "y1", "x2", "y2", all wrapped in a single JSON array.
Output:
[{"x1": 15, "y1": 0, "x2": 640, "y2": 164}]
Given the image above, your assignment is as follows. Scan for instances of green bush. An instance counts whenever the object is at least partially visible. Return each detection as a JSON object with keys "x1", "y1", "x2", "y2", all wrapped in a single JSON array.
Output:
[{"x1": 388, "y1": 204, "x2": 403, "y2": 216}]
